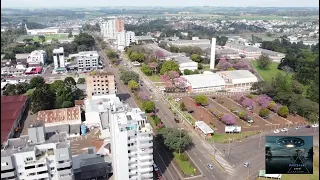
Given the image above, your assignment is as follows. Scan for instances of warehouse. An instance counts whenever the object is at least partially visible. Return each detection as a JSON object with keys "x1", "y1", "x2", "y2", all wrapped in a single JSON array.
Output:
[
  {"x1": 171, "y1": 55, "x2": 198, "y2": 72},
  {"x1": 216, "y1": 70, "x2": 258, "y2": 92},
  {"x1": 182, "y1": 74, "x2": 226, "y2": 92}
]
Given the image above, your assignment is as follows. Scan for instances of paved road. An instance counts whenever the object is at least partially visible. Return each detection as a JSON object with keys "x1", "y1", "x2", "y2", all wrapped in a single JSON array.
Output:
[{"x1": 93, "y1": 37, "x2": 181, "y2": 180}]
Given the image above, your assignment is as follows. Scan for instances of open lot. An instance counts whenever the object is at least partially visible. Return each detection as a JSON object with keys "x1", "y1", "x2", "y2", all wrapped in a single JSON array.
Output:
[{"x1": 17, "y1": 34, "x2": 71, "y2": 42}]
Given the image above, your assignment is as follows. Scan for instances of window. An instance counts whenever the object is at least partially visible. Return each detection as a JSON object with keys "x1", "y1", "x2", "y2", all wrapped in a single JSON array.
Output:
[
  {"x1": 1, "y1": 162, "x2": 8, "y2": 166},
  {"x1": 128, "y1": 150, "x2": 131, "y2": 153}
]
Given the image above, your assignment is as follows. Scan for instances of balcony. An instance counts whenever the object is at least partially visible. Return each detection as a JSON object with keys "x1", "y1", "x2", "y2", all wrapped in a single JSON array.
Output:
[
  {"x1": 129, "y1": 170, "x2": 138, "y2": 176},
  {"x1": 138, "y1": 154, "x2": 153, "y2": 161},
  {"x1": 56, "y1": 161, "x2": 72, "y2": 169},
  {"x1": 138, "y1": 148, "x2": 153, "y2": 155},
  {"x1": 128, "y1": 138, "x2": 137, "y2": 143},
  {"x1": 129, "y1": 151, "x2": 137, "y2": 157},
  {"x1": 139, "y1": 166, "x2": 153, "y2": 173},
  {"x1": 138, "y1": 141, "x2": 153, "y2": 149},
  {"x1": 128, "y1": 145, "x2": 137, "y2": 150},
  {"x1": 57, "y1": 168, "x2": 72, "y2": 177},
  {"x1": 129, "y1": 158, "x2": 138, "y2": 163},
  {"x1": 1, "y1": 170, "x2": 16, "y2": 179},
  {"x1": 129, "y1": 175, "x2": 139, "y2": 180},
  {"x1": 130, "y1": 163, "x2": 137, "y2": 169},
  {"x1": 140, "y1": 173, "x2": 153, "y2": 179},
  {"x1": 139, "y1": 160, "x2": 153, "y2": 167},
  {"x1": 138, "y1": 136, "x2": 153, "y2": 142}
]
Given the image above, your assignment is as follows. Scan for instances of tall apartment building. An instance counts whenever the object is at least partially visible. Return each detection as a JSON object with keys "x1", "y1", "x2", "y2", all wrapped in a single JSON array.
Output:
[
  {"x1": 1, "y1": 124, "x2": 73, "y2": 180},
  {"x1": 125, "y1": 31, "x2": 136, "y2": 47},
  {"x1": 86, "y1": 71, "x2": 117, "y2": 99},
  {"x1": 117, "y1": 31, "x2": 136, "y2": 51},
  {"x1": 109, "y1": 102, "x2": 154, "y2": 180},
  {"x1": 73, "y1": 51, "x2": 100, "y2": 71},
  {"x1": 101, "y1": 19, "x2": 124, "y2": 39},
  {"x1": 53, "y1": 47, "x2": 65, "y2": 69},
  {"x1": 27, "y1": 50, "x2": 47, "y2": 66}
]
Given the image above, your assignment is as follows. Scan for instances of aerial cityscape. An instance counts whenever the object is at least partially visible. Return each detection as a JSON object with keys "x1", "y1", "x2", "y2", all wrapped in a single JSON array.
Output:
[{"x1": 1, "y1": 1, "x2": 319, "y2": 180}]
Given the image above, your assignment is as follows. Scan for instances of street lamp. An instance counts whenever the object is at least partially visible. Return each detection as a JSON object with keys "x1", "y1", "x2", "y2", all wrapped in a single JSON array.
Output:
[
  {"x1": 228, "y1": 138, "x2": 232, "y2": 157},
  {"x1": 178, "y1": 128, "x2": 184, "y2": 156},
  {"x1": 258, "y1": 131, "x2": 263, "y2": 149}
]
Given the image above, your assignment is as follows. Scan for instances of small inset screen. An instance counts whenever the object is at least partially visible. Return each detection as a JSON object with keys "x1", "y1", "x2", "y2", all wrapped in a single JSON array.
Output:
[{"x1": 265, "y1": 136, "x2": 313, "y2": 174}]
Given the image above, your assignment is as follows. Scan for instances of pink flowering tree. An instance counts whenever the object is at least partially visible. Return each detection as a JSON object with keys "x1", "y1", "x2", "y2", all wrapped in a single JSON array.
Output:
[
  {"x1": 221, "y1": 114, "x2": 236, "y2": 125},
  {"x1": 173, "y1": 77, "x2": 188, "y2": 89},
  {"x1": 167, "y1": 71, "x2": 180, "y2": 80},
  {"x1": 148, "y1": 62, "x2": 158, "y2": 73},
  {"x1": 241, "y1": 98, "x2": 254, "y2": 108},
  {"x1": 256, "y1": 94, "x2": 272, "y2": 108},
  {"x1": 233, "y1": 61, "x2": 249, "y2": 70},
  {"x1": 217, "y1": 62, "x2": 233, "y2": 71},
  {"x1": 155, "y1": 50, "x2": 165, "y2": 59},
  {"x1": 137, "y1": 91, "x2": 149, "y2": 101}
]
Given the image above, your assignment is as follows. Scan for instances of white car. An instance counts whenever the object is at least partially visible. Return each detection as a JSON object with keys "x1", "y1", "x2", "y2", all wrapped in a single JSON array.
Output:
[
  {"x1": 244, "y1": 162, "x2": 250, "y2": 168},
  {"x1": 207, "y1": 164, "x2": 214, "y2": 170},
  {"x1": 281, "y1": 128, "x2": 288, "y2": 132},
  {"x1": 295, "y1": 126, "x2": 301, "y2": 130},
  {"x1": 273, "y1": 129, "x2": 280, "y2": 133},
  {"x1": 312, "y1": 124, "x2": 319, "y2": 128}
]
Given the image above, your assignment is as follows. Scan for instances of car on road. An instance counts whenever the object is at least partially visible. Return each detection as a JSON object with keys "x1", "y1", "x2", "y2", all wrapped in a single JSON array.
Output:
[
  {"x1": 174, "y1": 118, "x2": 180, "y2": 123},
  {"x1": 273, "y1": 129, "x2": 280, "y2": 133},
  {"x1": 295, "y1": 126, "x2": 301, "y2": 130},
  {"x1": 207, "y1": 163, "x2": 214, "y2": 170},
  {"x1": 281, "y1": 128, "x2": 288, "y2": 132},
  {"x1": 153, "y1": 163, "x2": 162, "y2": 179},
  {"x1": 188, "y1": 110, "x2": 194, "y2": 113},
  {"x1": 312, "y1": 124, "x2": 319, "y2": 128},
  {"x1": 306, "y1": 125, "x2": 312, "y2": 128},
  {"x1": 153, "y1": 163, "x2": 159, "y2": 172},
  {"x1": 244, "y1": 162, "x2": 250, "y2": 168}
]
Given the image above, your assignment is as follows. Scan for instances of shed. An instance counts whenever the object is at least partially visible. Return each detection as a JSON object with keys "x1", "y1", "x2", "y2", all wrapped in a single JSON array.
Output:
[{"x1": 195, "y1": 121, "x2": 214, "y2": 136}]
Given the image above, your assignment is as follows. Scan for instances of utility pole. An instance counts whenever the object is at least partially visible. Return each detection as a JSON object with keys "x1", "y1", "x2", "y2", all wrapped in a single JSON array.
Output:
[
  {"x1": 228, "y1": 138, "x2": 232, "y2": 157},
  {"x1": 258, "y1": 131, "x2": 263, "y2": 149},
  {"x1": 179, "y1": 128, "x2": 183, "y2": 156}
]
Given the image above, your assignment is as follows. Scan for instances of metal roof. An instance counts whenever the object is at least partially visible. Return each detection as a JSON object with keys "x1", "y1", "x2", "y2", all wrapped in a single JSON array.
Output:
[
  {"x1": 37, "y1": 106, "x2": 81, "y2": 124},
  {"x1": 195, "y1": 121, "x2": 214, "y2": 134}
]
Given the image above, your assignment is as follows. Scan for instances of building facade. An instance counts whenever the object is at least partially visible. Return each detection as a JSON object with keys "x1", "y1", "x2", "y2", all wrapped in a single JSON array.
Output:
[
  {"x1": 74, "y1": 51, "x2": 100, "y2": 71},
  {"x1": 53, "y1": 47, "x2": 65, "y2": 69},
  {"x1": 110, "y1": 105, "x2": 154, "y2": 180},
  {"x1": 101, "y1": 19, "x2": 124, "y2": 39},
  {"x1": 27, "y1": 50, "x2": 47, "y2": 66},
  {"x1": 117, "y1": 31, "x2": 136, "y2": 51},
  {"x1": 1, "y1": 125, "x2": 73, "y2": 180},
  {"x1": 86, "y1": 72, "x2": 117, "y2": 99}
]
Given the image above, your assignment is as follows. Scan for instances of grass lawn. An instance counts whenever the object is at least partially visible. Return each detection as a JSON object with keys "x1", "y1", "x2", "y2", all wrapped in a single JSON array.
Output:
[
  {"x1": 17, "y1": 34, "x2": 70, "y2": 42},
  {"x1": 167, "y1": 97, "x2": 196, "y2": 124},
  {"x1": 209, "y1": 131, "x2": 261, "y2": 143},
  {"x1": 147, "y1": 74, "x2": 161, "y2": 82},
  {"x1": 173, "y1": 152, "x2": 196, "y2": 176},
  {"x1": 250, "y1": 60, "x2": 292, "y2": 82},
  {"x1": 281, "y1": 147, "x2": 319, "y2": 180}
]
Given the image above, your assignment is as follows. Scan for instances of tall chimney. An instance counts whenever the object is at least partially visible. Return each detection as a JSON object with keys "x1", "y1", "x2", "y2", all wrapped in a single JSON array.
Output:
[{"x1": 210, "y1": 38, "x2": 216, "y2": 70}]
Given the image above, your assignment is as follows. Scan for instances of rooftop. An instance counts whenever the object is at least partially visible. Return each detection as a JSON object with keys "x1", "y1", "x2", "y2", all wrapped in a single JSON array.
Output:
[
  {"x1": 88, "y1": 70, "x2": 114, "y2": 76},
  {"x1": 85, "y1": 94, "x2": 121, "y2": 113},
  {"x1": 182, "y1": 74, "x2": 226, "y2": 89},
  {"x1": 36, "y1": 106, "x2": 81, "y2": 124},
  {"x1": 53, "y1": 47, "x2": 64, "y2": 54},
  {"x1": 15, "y1": 53, "x2": 30, "y2": 60},
  {"x1": 1, "y1": 95, "x2": 28, "y2": 144},
  {"x1": 217, "y1": 70, "x2": 257, "y2": 80},
  {"x1": 77, "y1": 51, "x2": 99, "y2": 57},
  {"x1": 195, "y1": 121, "x2": 214, "y2": 134}
]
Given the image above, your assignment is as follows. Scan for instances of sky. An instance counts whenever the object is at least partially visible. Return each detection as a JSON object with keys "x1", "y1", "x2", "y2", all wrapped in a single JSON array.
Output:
[{"x1": 1, "y1": 0, "x2": 319, "y2": 8}]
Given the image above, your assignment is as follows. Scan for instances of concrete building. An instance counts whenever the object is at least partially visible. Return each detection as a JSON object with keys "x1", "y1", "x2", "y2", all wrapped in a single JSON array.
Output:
[
  {"x1": 25, "y1": 24, "x2": 60, "y2": 35},
  {"x1": 126, "y1": 31, "x2": 136, "y2": 47},
  {"x1": 182, "y1": 74, "x2": 226, "y2": 92},
  {"x1": 168, "y1": 39, "x2": 211, "y2": 47},
  {"x1": 1, "y1": 95, "x2": 29, "y2": 144},
  {"x1": 27, "y1": 50, "x2": 47, "y2": 66},
  {"x1": 210, "y1": 38, "x2": 216, "y2": 70},
  {"x1": 53, "y1": 47, "x2": 65, "y2": 69},
  {"x1": 101, "y1": 19, "x2": 124, "y2": 39},
  {"x1": 86, "y1": 71, "x2": 117, "y2": 99},
  {"x1": 217, "y1": 70, "x2": 258, "y2": 92},
  {"x1": 72, "y1": 51, "x2": 100, "y2": 71},
  {"x1": 84, "y1": 94, "x2": 122, "y2": 140},
  {"x1": 171, "y1": 55, "x2": 198, "y2": 72},
  {"x1": 36, "y1": 106, "x2": 82, "y2": 137},
  {"x1": 1, "y1": 67, "x2": 25, "y2": 76},
  {"x1": 117, "y1": 31, "x2": 136, "y2": 51},
  {"x1": 109, "y1": 102, "x2": 154, "y2": 180},
  {"x1": 1, "y1": 124, "x2": 73, "y2": 180}
]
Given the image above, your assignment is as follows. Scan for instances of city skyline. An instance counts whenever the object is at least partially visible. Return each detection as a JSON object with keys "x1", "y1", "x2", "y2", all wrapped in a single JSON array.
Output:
[{"x1": 1, "y1": 0, "x2": 319, "y2": 8}]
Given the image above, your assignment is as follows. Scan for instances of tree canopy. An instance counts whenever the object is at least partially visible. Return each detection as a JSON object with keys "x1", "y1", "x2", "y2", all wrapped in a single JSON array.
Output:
[
  {"x1": 157, "y1": 128, "x2": 193, "y2": 153},
  {"x1": 142, "y1": 100, "x2": 155, "y2": 113},
  {"x1": 160, "y1": 60, "x2": 180, "y2": 75},
  {"x1": 120, "y1": 70, "x2": 139, "y2": 85},
  {"x1": 194, "y1": 95, "x2": 208, "y2": 105}
]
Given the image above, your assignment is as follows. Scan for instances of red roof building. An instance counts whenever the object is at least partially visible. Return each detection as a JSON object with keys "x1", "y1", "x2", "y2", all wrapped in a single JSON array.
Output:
[{"x1": 1, "y1": 95, "x2": 29, "y2": 144}]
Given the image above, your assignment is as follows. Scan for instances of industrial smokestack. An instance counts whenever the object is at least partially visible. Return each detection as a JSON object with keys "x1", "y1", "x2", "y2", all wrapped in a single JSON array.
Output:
[{"x1": 210, "y1": 38, "x2": 216, "y2": 70}]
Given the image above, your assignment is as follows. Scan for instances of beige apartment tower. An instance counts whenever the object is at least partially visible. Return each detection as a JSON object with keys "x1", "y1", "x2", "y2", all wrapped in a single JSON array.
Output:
[{"x1": 86, "y1": 71, "x2": 117, "y2": 99}]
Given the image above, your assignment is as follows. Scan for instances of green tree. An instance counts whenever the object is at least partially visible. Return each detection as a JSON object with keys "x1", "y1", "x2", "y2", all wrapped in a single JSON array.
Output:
[
  {"x1": 157, "y1": 128, "x2": 193, "y2": 153},
  {"x1": 277, "y1": 106, "x2": 289, "y2": 118},
  {"x1": 106, "y1": 50, "x2": 117, "y2": 59},
  {"x1": 64, "y1": 77, "x2": 76, "y2": 87},
  {"x1": 74, "y1": 32, "x2": 95, "y2": 48},
  {"x1": 194, "y1": 95, "x2": 208, "y2": 105},
  {"x1": 120, "y1": 71, "x2": 139, "y2": 85},
  {"x1": 61, "y1": 101, "x2": 74, "y2": 108},
  {"x1": 142, "y1": 100, "x2": 155, "y2": 113},
  {"x1": 198, "y1": 63, "x2": 203, "y2": 70},
  {"x1": 55, "y1": 87, "x2": 74, "y2": 108},
  {"x1": 29, "y1": 76, "x2": 45, "y2": 89},
  {"x1": 15, "y1": 82, "x2": 29, "y2": 94},
  {"x1": 180, "y1": 102, "x2": 187, "y2": 111},
  {"x1": 257, "y1": 54, "x2": 272, "y2": 70},
  {"x1": 193, "y1": 70, "x2": 200, "y2": 74},
  {"x1": 291, "y1": 80, "x2": 304, "y2": 94},
  {"x1": 68, "y1": 31, "x2": 73, "y2": 38},
  {"x1": 3, "y1": 84, "x2": 17, "y2": 96},
  {"x1": 50, "y1": 80, "x2": 65, "y2": 91},
  {"x1": 38, "y1": 35, "x2": 46, "y2": 44},
  {"x1": 183, "y1": 69, "x2": 193, "y2": 75},
  {"x1": 77, "y1": 78, "x2": 86, "y2": 84},
  {"x1": 190, "y1": 54, "x2": 201, "y2": 62},
  {"x1": 141, "y1": 64, "x2": 152, "y2": 76},
  {"x1": 128, "y1": 80, "x2": 139, "y2": 92},
  {"x1": 30, "y1": 84, "x2": 56, "y2": 113},
  {"x1": 3, "y1": 53, "x2": 16, "y2": 60},
  {"x1": 259, "y1": 108, "x2": 270, "y2": 117},
  {"x1": 160, "y1": 60, "x2": 180, "y2": 75}
]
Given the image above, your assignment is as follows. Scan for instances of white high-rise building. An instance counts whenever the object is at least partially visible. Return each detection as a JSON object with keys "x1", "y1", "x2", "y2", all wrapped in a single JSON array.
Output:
[
  {"x1": 126, "y1": 31, "x2": 136, "y2": 47},
  {"x1": 109, "y1": 98, "x2": 154, "y2": 180},
  {"x1": 53, "y1": 47, "x2": 65, "y2": 69},
  {"x1": 117, "y1": 31, "x2": 136, "y2": 51},
  {"x1": 101, "y1": 19, "x2": 124, "y2": 39},
  {"x1": 1, "y1": 124, "x2": 73, "y2": 180},
  {"x1": 210, "y1": 38, "x2": 216, "y2": 70}
]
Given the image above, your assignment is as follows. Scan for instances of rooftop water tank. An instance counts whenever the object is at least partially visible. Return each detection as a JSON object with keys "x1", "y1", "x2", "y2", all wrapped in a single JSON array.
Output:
[{"x1": 81, "y1": 124, "x2": 87, "y2": 135}]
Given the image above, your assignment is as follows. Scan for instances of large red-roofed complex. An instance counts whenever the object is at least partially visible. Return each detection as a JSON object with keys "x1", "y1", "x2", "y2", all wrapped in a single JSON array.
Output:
[{"x1": 1, "y1": 95, "x2": 29, "y2": 144}]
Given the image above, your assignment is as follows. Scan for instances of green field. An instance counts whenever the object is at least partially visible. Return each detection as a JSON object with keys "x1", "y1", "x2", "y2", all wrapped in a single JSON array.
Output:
[
  {"x1": 209, "y1": 131, "x2": 261, "y2": 143},
  {"x1": 173, "y1": 152, "x2": 197, "y2": 176},
  {"x1": 17, "y1": 34, "x2": 71, "y2": 43},
  {"x1": 147, "y1": 75, "x2": 161, "y2": 82},
  {"x1": 251, "y1": 60, "x2": 292, "y2": 82}
]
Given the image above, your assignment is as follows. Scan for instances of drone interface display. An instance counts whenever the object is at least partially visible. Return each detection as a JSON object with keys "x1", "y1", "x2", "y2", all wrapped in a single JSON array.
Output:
[{"x1": 265, "y1": 136, "x2": 313, "y2": 174}]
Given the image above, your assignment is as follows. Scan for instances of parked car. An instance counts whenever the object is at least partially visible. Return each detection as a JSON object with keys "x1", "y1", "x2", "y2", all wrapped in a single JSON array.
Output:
[
  {"x1": 295, "y1": 126, "x2": 301, "y2": 130},
  {"x1": 262, "y1": 116, "x2": 269, "y2": 119},
  {"x1": 174, "y1": 118, "x2": 180, "y2": 123},
  {"x1": 306, "y1": 125, "x2": 312, "y2": 128},
  {"x1": 273, "y1": 129, "x2": 280, "y2": 133},
  {"x1": 281, "y1": 128, "x2": 288, "y2": 132},
  {"x1": 244, "y1": 162, "x2": 250, "y2": 168},
  {"x1": 207, "y1": 164, "x2": 214, "y2": 170},
  {"x1": 312, "y1": 124, "x2": 319, "y2": 128},
  {"x1": 188, "y1": 110, "x2": 194, "y2": 113}
]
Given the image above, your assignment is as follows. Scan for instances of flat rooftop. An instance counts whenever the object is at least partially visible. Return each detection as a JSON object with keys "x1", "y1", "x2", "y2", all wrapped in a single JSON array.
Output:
[
  {"x1": 77, "y1": 51, "x2": 99, "y2": 57},
  {"x1": 1, "y1": 95, "x2": 28, "y2": 143},
  {"x1": 53, "y1": 47, "x2": 64, "y2": 54},
  {"x1": 85, "y1": 94, "x2": 121, "y2": 113},
  {"x1": 182, "y1": 74, "x2": 226, "y2": 89},
  {"x1": 217, "y1": 70, "x2": 257, "y2": 80},
  {"x1": 37, "y1": 106, "x2": 81, "y2": 124}
]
